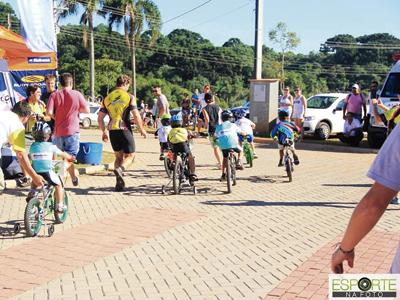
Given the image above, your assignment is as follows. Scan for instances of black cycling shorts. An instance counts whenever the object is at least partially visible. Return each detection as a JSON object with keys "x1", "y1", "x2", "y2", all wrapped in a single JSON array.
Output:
[
  {"x1": 171, "y1": 142, "x2": 191, "y2": 156},
  {"x1": 222, "y1": 148, "x2": 241, "y2": 158},
  {"x1": 38, "y1": 171, "x2": 61, "y2": 186},
  {"x1": 109, "y1": 130, "x2": 135, "y2": 154},
  {"x1": 160, "y1": 142, "x2": 170, "y2": 151}
]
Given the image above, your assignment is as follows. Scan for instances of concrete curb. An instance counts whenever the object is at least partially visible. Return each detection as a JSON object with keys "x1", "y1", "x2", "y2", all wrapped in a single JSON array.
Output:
[
  {"x1": 253, "y1": 137, "x2": 379, "y2": 154},
  {"x1": 77, "y1": 163, "x2": 111, "y2": 175}
]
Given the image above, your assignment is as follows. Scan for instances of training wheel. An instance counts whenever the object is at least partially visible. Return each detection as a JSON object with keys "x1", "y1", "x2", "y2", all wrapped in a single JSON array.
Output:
[
  {"x1": 13, "y1": 223, "x2": 21, "y2": 235},
  {"x1": 161, "y1": 185, "x2": 166, "y2": 195},
  {"x1": 193, "y1": 187, "x2": 197, "y2": 195},
  {"x1": 48, "y1": 224, "x2": 55, "y2": 237}
]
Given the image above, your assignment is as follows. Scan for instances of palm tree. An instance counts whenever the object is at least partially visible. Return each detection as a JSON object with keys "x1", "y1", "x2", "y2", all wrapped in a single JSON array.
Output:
[
  {"x1": 59, "y1": 0, "x2": 104, "y2": 99},
  {"x1": 105, "y1": 0, "x2": 161, "y2": 96}
]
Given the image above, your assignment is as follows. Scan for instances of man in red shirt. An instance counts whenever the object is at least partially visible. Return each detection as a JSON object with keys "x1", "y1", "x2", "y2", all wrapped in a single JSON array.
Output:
[{"x1": 47, "y1": 73, "x2": 89, "y2": 186}]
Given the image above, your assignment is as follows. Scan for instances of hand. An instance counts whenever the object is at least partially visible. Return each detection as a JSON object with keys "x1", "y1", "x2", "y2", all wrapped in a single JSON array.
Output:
[
  {"x1": 66, "y1": 154, "x2": 75, "y2": 163},
  {"x1": 331, "y1": 245, "x2": 354, "y2": 274},
  {"x1": 32, "y1": 174, "x2": 44, "y2": 188},
  {"x1": 140, "y1": 129, "x2": 147, "y2": 138},
  {"x1": 102, "y1": 132, "x2": 109, "y2": 142}
]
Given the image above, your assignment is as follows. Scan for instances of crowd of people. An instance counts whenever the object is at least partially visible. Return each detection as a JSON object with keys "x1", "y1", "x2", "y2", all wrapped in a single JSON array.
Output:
[{"x1": 1, "y1": 73, "x2": 400, "y2": 277}]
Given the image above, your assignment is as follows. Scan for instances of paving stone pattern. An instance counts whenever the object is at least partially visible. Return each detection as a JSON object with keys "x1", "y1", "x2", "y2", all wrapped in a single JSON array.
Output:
[{"x1": 0, "y1": 130, "x2": 399, "y2": 300}]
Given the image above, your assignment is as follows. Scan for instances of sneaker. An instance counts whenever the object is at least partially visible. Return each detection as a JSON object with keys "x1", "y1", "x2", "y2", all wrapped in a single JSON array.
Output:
[
  {"x1": 278, "y1": 159, "x2": 283, "y2": 167},
  {"x1": 189, "y1": 174, "x2": 198, "y2": 182},
  {"x1": 55, "y1": 203, "x2": 65, "y2": 213},
  {"x1": 114, "y1": 167, "x2": 125, "y2": 192},
  {"x1": 236, "y1": 160, "x2": 244, "y2": 170},
  {"x1": 16, "y1": 176, "x2": 31, "y2": 188},
  {"x1": 72, "y1": 177, "x2": 79, "y2": 187},
  {"x1": 25, "y1": 190, "x2": 36, "y2": 203},
  {"x1": 390, "y1": 197, "x2": 399, "y2": 205},
  {"x1": 253, "y1": 153, "x2": 258, "y2": 159},
  {"x1": 220, "y1": 173, "x2": 226, "y2": 182},
  {"x1": 293, "y1": 154, "x2": 300, "y2": 165}
]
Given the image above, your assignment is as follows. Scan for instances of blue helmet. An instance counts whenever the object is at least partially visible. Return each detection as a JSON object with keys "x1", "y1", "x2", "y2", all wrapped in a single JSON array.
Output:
[
  {"x1": 234, "y1": 108, "x2": 247, "y2": 119},
  {"x1": 278, "y1": 108, "x2": 289, "y2": 119},
  {"x1": 171, "y1": 114, "x2": 183, "y2": 127}
]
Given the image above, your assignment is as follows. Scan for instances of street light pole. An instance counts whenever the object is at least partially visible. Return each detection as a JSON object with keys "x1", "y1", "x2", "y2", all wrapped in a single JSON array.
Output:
[{"x1": 254, "y1": 0, "x2": 263, "y2": 79}]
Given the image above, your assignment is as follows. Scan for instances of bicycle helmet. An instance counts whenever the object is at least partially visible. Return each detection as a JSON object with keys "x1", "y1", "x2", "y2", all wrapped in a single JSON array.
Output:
[
  {"x1": 278, "y1": 109, "x2": 289, "y2": 120},
  {"x1": 32, "y1": 121, "x2": 52, "y2": 142},
  {"x1": 221, "y1": 110, "x2": 234, "y2": 122},
  {"x1": 171, "y1": 114, "x2": 183, "y2": 128},
  {"x1": 161, "y1": 113, "x2": 171, "y2": 126},
  {"x1": 234, "y1": 108, "x2": 246, "y2": 119}
]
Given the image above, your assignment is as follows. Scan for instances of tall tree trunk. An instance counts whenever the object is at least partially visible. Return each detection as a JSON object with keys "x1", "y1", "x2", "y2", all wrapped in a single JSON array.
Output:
[
  {"x1": 131, "y1": 34, "x2": 137, "y2": 97},
  {"x1": 281, "y1": 52, "x2": 285, "y2": 92},
  {"x1": 89, "y1": 12, "x2": 95, "y2": 100}
]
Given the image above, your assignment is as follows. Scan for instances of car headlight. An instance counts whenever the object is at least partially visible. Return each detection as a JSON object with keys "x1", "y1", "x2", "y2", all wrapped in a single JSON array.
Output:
[{"x1": 304, "y1": 116, "x2": 315, "y2": 121}]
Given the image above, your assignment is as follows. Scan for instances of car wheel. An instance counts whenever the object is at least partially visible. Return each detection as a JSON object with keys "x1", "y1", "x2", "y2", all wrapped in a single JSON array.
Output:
[
  {"x1": 315, "y1": 122, "x2": 331, "y2": 140},
  {"x1": 82, "y1": 118, "x2": 91, "y2": 128}
]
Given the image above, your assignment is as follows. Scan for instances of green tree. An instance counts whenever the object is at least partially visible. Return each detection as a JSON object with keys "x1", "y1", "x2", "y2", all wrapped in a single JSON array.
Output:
[
  {"x1": 0, "y1": 1, "x2": 19, "y2": 32},
  {"x1": 269, "y1": 22, "x2": 301, "y2": 91},
  {"x1": 60, "y1": 0, "x2": 105, "y2": 99},
  {"x1": 105, "y1": 0, "x2": 161, "y2": 96}
]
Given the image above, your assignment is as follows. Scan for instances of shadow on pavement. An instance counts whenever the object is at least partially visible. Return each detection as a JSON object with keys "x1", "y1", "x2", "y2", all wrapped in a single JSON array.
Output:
[{"x1": 322, "y1": 183, "x2": 372, "y2": 188}]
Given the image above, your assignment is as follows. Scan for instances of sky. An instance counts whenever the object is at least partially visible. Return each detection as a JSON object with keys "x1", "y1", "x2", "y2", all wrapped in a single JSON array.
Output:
[{"x1": 4, "y1": 0, "x2": 400, "y2": 54}]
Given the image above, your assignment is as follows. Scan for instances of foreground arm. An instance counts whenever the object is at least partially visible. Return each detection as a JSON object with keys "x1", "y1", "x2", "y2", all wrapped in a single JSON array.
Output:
[{"x1": 331, "y1": 182, "x2": 396, "y2": 273}]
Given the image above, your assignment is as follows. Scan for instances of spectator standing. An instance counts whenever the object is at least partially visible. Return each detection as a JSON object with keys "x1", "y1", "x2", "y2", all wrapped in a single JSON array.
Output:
[
  {"x1": 41, "y1": 74, "x2": 57, "y2": 134},
  {"x1": 343, "y1": 84, "x2": 367, "y2": 122},
  {"x1": 152, "y1": 86, "x2": 170, "y2": 119},
  {"x1": 197, "y1": 85, "x2": 211, "y2": 132},
  {"x1": 0, "y1": 101, "x2": 43, "y2": 193},
  {"x1": 181, "y1": 93, "x2": 191, "y2": 127},
  {"x1": 46, "y1": 73, "x2": 89, "y2": 187},
  {"x1": 331, "y1": 123, "x2": 400, "y2": 274},
  {"x1": 364, "y1": 80, "x2": 379, "y2": 129},
  {"x1": 25, "y1": 85, "x2": 50, "y2": 133},
  {"x1": 202, "y1": 93, "x2": 223, "y2": 169},
  {"x1": 98, "y1": 75, "x2": 147, "y2": 191},
  {"x1": 41, "y1": 74, "x2": 57, "y2": 105},
  {"x1": 279, "y1": 87, "x2": 294, "y2": 118},
  {"x1": 292, "y1": 87, "x2": 307, "y2": 140}
]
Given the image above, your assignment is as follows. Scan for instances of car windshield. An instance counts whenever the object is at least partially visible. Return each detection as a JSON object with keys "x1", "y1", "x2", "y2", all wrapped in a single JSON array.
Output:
[
  {"x1": 307, "y1": 96, "x2": 338, "y2": 109},
  {"x1": 89, "y1": 107, "x2": 99, "y2": 114},
  {"x1": 380, "y1": 73, "x2": 400, "y2": 98}
]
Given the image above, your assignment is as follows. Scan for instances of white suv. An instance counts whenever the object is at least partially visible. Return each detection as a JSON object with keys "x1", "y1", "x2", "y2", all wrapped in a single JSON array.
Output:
[{"x1": 303, "y1": 93, "x2": 348, "y2": 139}]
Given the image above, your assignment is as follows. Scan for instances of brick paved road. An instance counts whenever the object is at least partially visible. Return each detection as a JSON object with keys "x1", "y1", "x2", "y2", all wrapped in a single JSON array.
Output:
[{"x1": 1, "y1": 129, "x2": 399, "y2": 300}]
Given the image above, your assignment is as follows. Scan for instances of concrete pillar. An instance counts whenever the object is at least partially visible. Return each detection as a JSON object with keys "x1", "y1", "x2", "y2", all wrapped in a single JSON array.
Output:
[{"x1": 249, "y1": 79, "x2": 279, "y2": 135}]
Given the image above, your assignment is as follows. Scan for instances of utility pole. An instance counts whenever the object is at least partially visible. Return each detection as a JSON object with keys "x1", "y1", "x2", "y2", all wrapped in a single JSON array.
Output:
[{"x1": 253, "y1": 0, "x2": 263, "y2": 79}]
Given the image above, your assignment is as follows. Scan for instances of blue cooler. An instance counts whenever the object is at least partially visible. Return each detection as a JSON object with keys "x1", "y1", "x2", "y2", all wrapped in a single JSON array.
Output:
[{"x1": 76, "y1": 142, "x2": 103, "y2": 165}]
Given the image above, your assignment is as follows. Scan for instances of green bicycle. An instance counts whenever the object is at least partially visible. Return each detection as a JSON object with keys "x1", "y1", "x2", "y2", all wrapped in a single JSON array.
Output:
[
  {"x1": 14, "y1": 160, "x2": 70, "y2": 237},
  {"x1": 241, "y1": 135, "x2": 254, "y2": 167},
  {"x1": 23, "y1": 183, "x2": 69, "y2": 237}
]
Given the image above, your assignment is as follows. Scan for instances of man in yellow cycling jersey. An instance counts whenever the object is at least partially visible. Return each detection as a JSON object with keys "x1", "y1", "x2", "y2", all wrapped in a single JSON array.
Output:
[
  {"x1": 98, "y1": 75, "x2": 147, "y2": 191},
  {"x1": 0, "y1": 101, "x2": 44, "y2": 193}
]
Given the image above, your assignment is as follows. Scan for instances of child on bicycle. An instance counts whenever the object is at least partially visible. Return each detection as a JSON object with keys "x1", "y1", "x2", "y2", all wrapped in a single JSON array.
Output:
[
  {"x1": 234, "y1": 108, "x2": 257, "y2": 158},
  {"x1": 215, "y1": 110, "x2": 246, "y2": 181},
  {"x1": 158, "y1": 114, "x2": 172, "y2": 160},
  {"x1": 27, "y1": 122, "x2": 73, "y2": 212},
  {"x1": 168, "y1": 114, "x2": 198, "y2": 182},
  {"x1": 271, "y1": 109, "x2": 300, "y2": 167}
]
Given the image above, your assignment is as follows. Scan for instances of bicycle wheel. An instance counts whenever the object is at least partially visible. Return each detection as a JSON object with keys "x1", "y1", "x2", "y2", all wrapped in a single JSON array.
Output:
[
  {"x1": 24, "y1": 197, "x2": 42, "y2": 237},
  {"x1": 285, "y1": 155, "x2": 293, "y2": 182},
  {"x1": 54, "y1": 191, "x2": 69, "y2": 224},
  {"x1": 173, "y1": 156, "x2": 182, "y2": 194},
  {"x1": 244, "y1": 143, "x2": 253, "y2": 168},
  {"x1": 164, "y1": 156, "x2": 172, "y2": 178},
  {"x1": 231, "y1": 155, "x2": 237, "y2": 186},
  {"x1": 226, "y1": 157, "x2": 232, "y2": 194}
]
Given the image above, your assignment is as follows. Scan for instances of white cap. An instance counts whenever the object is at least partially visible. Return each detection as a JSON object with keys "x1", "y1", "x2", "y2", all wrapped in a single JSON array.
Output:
[{"x1": 352, "y1": 84, "x2": 360, "y2": 89}]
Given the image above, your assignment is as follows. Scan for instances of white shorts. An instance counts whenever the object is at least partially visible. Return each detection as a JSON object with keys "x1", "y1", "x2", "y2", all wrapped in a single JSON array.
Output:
[
  {"x1": 278, "y1": 143, "x2": 295, "y2": 151},
  {"x1": 292, "y1": 113, "x2": 304, "y2": 120}
]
